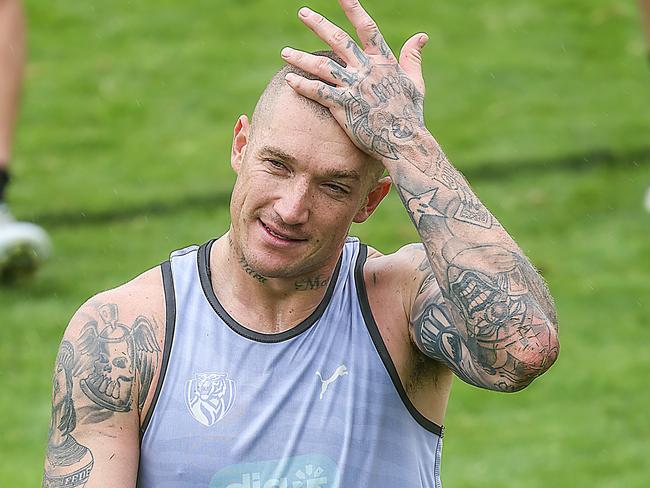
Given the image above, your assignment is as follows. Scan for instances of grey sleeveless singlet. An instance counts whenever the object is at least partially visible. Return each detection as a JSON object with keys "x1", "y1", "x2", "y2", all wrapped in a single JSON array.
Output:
[{"x1": 137, "y1": 237, "x2": 443, "y2": 487}]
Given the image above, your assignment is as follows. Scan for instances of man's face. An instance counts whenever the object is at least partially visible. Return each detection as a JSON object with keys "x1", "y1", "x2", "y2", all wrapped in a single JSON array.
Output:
[{"x1": 229, "y1": 89, "x2": 376, "y2": 279}]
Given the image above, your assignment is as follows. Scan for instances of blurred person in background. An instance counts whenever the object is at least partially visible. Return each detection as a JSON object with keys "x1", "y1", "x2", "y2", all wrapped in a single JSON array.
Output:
[
  {"x1": 0, "y1": 0, "x2": 50, "y2": 284},
  {"x1": 42, "y1": 1, "x2": 559, "y2": 486},
  {"x1": 641, "y1": 0, "x2": 650, "y2": 62},
  {"x1": 639, "y1": 1, "x2": 650, "y2": 211}
]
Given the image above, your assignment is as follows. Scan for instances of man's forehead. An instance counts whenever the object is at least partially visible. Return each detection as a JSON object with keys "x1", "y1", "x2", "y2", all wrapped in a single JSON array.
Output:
[
  {"x1": 263, "y1": 91, "x2": 335, "y2": 129},
  {"x1": 251, "y1": 86, "x2": 378, "y2": 182},
  {"x1": 254, "y1": 102, "x2": 364, "y2": 160}
]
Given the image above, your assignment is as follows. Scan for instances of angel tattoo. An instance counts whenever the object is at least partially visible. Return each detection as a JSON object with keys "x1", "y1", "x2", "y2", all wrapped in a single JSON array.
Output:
[{"x1": 74, "y1": 303, "x2": 160, "y2": 413}]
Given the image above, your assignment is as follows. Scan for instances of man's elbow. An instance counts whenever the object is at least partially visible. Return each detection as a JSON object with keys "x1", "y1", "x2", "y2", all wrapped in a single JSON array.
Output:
[
  {"x1": 532, "y1": 315, "x2": 560, "y2": 378},
  {"x1": 499, "y1": 321, "x2": 560, "y2": 393}
]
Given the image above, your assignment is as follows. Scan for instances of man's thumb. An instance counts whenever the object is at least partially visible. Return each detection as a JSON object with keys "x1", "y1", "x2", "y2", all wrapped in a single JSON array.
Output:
[{"x1": 399, "y1": 33, "x2": 428, "y2": 94}]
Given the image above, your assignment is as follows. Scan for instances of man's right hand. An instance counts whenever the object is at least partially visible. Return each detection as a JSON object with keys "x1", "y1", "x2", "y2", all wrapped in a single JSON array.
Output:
[{"x1": 281, "y1": 0, "x2": 430, "y2": 164}]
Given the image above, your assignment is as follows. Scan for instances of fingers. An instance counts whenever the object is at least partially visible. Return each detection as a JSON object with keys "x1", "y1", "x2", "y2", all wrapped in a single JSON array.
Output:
[
  {"x1": 284, "y1": 72, "x2": 344, "y2": 108},
  {"x1": 337, "y1": 0, "x2": 395, "y2": 60},
  {"x1": 399, "y1": 33, "x2": 428, "y2": 94},
  {"x1": 298, "y1": 7, "x2": 369, "y2": 68},
  {"x1": 281, "y1": 48, "x2": 357, "y2": 86}
]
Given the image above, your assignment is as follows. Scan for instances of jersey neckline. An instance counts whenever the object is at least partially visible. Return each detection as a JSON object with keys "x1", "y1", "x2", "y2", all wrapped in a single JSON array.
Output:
[{"x1": 197, "y1": 239, "x2": 344, "y2": 343}]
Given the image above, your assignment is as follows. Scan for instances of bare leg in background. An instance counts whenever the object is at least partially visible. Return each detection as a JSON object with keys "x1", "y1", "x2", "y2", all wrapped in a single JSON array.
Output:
[
  {"x1": 0, "y1": 0, "x2": 25, "y2": 171},
  {"x1": 0, "y1": 1, "x2": 50, "y2": 283},
  {"x1": 640, "y1": 0, "x2": 650, "y2": 61}
]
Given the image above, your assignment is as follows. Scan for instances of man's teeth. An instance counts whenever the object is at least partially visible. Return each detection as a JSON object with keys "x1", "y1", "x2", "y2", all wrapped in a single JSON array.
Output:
[{"x1": 266, "y1": 225, "x2": 289, "y2": 240}]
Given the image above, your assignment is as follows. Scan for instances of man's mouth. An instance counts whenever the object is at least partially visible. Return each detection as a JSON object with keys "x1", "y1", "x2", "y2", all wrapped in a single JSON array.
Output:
[{"x1": 260, "y1": 220, "x2": 306, "y2": 242}]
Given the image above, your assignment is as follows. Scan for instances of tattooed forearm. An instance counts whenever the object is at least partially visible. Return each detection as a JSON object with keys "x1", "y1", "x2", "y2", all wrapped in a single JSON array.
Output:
[
  {"x1": 411, "y1": 245, "x2": 558, "y2": 391},
  {"x1": 294, "y1": 275, "x2": 329, "y2": 291},
  {"x1": 335, "y1": 62, "x2": 559, "y2": 388},
  {"x1": 239, "y1": 256, "x2": 268, "y2": 284},
  {"x1": 44, "y1": 342, "x2": 94, "y2": 487},
  {"x1": 398, "y1": 150, "x2": 560, "y2": 388},
  {"x1": 277, "y1": 1, "x2": 558, "y2": 388},
  {"x1": 394, "y1": 143, "x2": 495, "y2": 230},
  {"x1": 322, "y1": 43, "x2": 560, "y2": 388}
]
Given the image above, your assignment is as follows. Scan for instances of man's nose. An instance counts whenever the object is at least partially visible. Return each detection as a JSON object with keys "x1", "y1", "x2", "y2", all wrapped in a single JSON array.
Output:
[{"x1": 273, "y1": 183, "x2": 310, "y2": 226}]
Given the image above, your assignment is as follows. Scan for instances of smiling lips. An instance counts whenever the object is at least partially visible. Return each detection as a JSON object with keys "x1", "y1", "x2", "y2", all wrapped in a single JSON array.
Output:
[{"x1": 260, "y1": 219, "x2": 307, "y2": 242}]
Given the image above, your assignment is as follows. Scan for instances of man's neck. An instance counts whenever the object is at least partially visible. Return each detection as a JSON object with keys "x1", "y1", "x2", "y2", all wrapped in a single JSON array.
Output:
[{"x1": 208, "y1": 234, "x2": 341, "y2": 334}]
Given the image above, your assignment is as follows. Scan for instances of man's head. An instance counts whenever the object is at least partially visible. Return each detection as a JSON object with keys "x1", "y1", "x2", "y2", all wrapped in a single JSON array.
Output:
[
  {"x1": 250, "y1": 51, "x2": 385, "y2": 186},
  {"x1": 228, "y1": 51, "x2": 391, "y2": 279}
]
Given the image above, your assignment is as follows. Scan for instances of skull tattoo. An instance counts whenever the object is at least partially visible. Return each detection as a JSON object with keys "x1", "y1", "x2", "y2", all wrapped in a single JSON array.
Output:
[{"x1": 77, "y1": 304, "x2": 159, "y2": 412}]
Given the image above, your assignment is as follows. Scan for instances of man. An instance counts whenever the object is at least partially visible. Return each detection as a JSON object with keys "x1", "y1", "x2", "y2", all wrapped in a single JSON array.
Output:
[
  {"x1": 43, "y1": 1, "x2": 559, "y2": 486},
  {"x1": 0, "y1": 0, "x2": 50, "y2": 283}
]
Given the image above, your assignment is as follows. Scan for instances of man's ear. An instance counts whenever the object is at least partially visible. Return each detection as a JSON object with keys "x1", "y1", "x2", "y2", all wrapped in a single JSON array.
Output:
[
  {"x1": 353, "y1": 176, "x2": 392, "y2": 223},
  {"x1": 231, "y1": 115, "x2": 250, "y2": 173}
]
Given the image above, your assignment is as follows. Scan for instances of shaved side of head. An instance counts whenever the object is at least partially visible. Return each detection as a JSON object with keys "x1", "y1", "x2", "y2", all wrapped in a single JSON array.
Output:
[
  {"x1": 251, "y1": 50, "x2": 342, "y2": 133},
  {"x1": 250, "y1": 51, "x2": 385, "y2": 189}
]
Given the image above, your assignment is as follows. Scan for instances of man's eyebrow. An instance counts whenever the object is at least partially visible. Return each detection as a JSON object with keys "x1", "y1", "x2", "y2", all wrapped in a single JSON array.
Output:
[
  {"x1": 258, "y1": 146, "x2": 297, "y2": 164},
  {"x1": 321, "y1": 168, "x2": 361, "y2": 181}
]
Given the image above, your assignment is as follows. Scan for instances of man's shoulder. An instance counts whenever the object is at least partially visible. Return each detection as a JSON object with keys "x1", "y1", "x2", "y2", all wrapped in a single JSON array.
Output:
[
  {"x1": 67, "y1": 265, "x2": 167, "y2": 339},
  {"x1": 361, "y1": 242, "x2": 427, "y2": 304},
  {"x1": 53, "y1": 265, "x2": 168, "y2": 454},
  {"x1": 364, "y1": 242, "x2": 427, "y2": 277},
  {"x1": 363, "y1": 242, "x2": 436, "y2": 322}
]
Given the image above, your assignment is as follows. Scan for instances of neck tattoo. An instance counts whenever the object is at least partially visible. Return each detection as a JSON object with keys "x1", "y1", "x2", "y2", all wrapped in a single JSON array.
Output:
[
  {"x1": 294, "y1": 275, "x2": 329, "y2": 291},
  {"x1": 238, "y1": 256, "x2": 267, "y2": 284}
]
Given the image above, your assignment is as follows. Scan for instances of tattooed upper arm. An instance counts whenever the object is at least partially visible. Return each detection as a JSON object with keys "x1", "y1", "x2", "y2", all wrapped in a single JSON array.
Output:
[
  {"x1": 408, "y1": 263, "x2": 489, "y2": 389},
  {"x1": 73, "y1": 303, "x2": 160, "y2": 416},
  {"x1": 405, "y1": 246, "x2": 486, "y2": 387},
  {"x1": 43, "y1": 275, "x2": 164, "y2": 487},
  {"x1": 406, "y1": 244, "x2": 559, "y2": 392}
]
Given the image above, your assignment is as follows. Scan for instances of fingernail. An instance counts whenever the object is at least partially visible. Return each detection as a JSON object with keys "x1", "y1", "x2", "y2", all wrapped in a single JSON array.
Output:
[
  {"x1": 299, "y1": 7, "x2": 310, "y2": 17},
  {"x1": 281, "y1": 47, "x2": 292, "y2": 58},
  {"x1": 285, "y1": 73, "x2": 299, "y2": 83},
  {"x1": 419, "y1": 33, "x2": 429, "y2": 47}
]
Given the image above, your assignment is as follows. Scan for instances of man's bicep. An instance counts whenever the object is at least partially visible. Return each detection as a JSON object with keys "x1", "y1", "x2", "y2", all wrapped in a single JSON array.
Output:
[
  {"x1": 43, "y1": 301, "x2": 146, "y2": 487},
  {"x1": 406, "y1": 248, "x2": 493, "y2": 389}
]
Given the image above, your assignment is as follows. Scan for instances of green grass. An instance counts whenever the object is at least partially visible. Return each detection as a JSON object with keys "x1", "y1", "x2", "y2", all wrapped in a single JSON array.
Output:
[{"x1": 2, "y1": 0, "x2": 650, "y2": 485}]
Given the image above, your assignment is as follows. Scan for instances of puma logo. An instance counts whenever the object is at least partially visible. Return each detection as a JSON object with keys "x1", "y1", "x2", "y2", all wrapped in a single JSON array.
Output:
[{"x1": 315, "y1": 364, "x2": 348, "y2": 400}]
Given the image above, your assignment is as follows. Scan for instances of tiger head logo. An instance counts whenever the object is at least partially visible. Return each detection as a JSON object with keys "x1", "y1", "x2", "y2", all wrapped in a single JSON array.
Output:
[{"x1": 185, "y1": 372, "x2": 236, "y2": 427}]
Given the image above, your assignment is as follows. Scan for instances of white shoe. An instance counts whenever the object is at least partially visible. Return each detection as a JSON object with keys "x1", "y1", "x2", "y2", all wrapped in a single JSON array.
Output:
[{"x1": 0, "y1": 204, "x2": 51, "y2": 283}]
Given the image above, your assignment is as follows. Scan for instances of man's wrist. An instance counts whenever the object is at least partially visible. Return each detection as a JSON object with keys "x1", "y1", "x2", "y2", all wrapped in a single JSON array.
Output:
[{"x1": 379, "y1": 128, "x2": 442, "y2": 172}]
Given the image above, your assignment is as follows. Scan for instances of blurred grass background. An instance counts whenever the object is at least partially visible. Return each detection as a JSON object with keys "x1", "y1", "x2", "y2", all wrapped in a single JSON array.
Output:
[{"x1": 1, "y1": 0, "x2": 650, "y2": 485}]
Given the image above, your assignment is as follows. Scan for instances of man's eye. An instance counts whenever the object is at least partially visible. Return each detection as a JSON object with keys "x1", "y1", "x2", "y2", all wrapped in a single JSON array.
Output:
[
  {"x1": 325, "y1": 184, "x2": 348, "y2": 195},
  {"x1": 266, "y1": 159, "x2": 286, "y2": 170}
]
